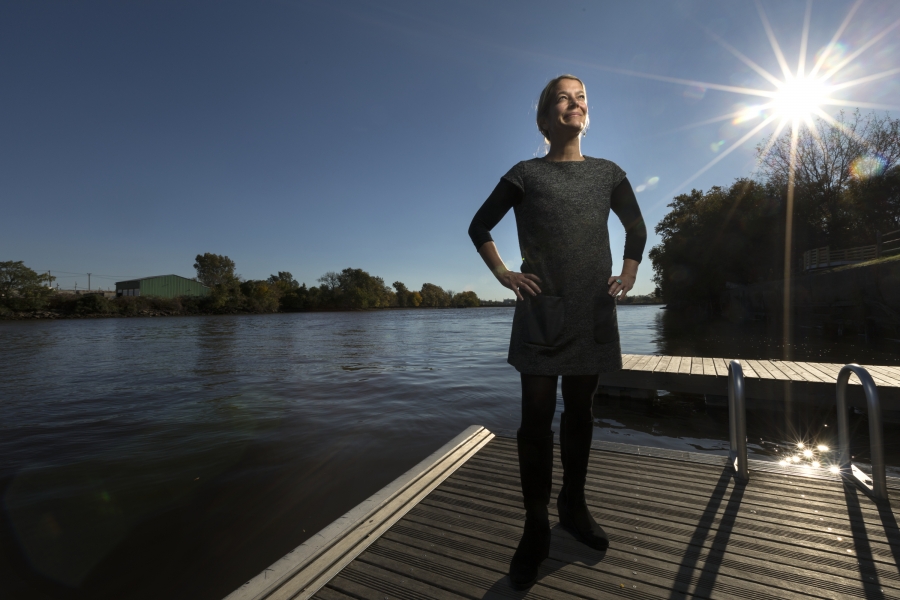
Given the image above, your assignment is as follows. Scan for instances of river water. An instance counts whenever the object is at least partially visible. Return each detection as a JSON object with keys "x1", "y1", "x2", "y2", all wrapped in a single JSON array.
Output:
[{"x1": 1, "y1": 306, "x2": 898, "y2": 599}]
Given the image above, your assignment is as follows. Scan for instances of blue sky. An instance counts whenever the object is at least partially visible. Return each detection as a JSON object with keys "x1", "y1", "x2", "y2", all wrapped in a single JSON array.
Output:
[{"x1": 2, "y1": 0, "x2": 898, "y2": 299}]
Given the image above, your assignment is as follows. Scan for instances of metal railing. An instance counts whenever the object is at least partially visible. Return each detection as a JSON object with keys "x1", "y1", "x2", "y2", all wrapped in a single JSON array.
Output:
[
  {"x1": 878, "y1": 228, "x2": 900, "y2": 258},
  {"x1": 802, "y1": 245, "x2": 878, "y2": 270},
  {"x1": 802, "y1": 228, "x2": 900, "y2": 271},
  {"x1": 728, "y1": 360, "x2": 749, "y2": 482},
  {"x1": 836, "y1": 364, "x2": 887, "y2": 501}
]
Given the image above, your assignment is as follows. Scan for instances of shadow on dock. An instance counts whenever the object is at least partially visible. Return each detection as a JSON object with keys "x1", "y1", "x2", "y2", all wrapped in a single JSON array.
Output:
[
  {"x1": 668, "y1": 469, "x2": 746, "y2": 599},
  {"x1": 226, "y1": 426, "x2": 900, "y2": 599}
]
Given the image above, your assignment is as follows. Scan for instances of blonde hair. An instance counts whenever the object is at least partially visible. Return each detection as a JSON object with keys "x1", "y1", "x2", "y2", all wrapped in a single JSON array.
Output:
[{"x1": 536, "y1": 74, "x2": 589, "y2": 141}]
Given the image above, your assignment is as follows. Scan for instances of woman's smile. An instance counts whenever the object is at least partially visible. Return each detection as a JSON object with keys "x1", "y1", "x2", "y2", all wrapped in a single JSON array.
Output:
[{"x1": 541, "y1": 78, "x2": 589, "y2": 139}]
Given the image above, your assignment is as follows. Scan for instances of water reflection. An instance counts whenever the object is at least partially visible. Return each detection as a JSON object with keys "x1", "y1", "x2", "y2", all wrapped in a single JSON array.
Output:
[
  {"x1": 592, "y1": 387, "x2": 900, "y2": 477},
  {"x1": 1, "y1": 307, "x2": 899, "y2": 598}
]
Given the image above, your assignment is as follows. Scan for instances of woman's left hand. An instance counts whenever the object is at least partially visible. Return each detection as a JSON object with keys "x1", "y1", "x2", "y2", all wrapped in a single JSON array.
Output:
[{"x1": 607, "y1": 273, "x2": 635, "y2": 299}]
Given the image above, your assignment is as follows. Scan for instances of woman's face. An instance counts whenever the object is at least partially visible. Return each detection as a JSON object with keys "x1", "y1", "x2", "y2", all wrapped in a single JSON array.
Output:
[{"x1": 541, "y1": 78, "x2": 587, "y2": 138}]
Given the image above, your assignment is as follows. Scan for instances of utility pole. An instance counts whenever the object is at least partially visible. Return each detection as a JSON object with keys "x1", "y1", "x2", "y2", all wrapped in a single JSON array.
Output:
[{"x1": 87, "y1": 273, "x2": 91, "y2": 291}]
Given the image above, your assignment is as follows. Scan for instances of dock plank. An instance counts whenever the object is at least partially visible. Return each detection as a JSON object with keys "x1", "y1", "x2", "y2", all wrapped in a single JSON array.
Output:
[
  {"x1": 788, "y1": 361, "x2": 828, "y2": 383},
  {"x1": 362, "y1": 437, "x2": 900, "y2": 598},
  {"x1": 774, "y1": 360, "x2": 813, "y2": 383},
  {"x1": 311, "y1": 586, "x2": 357, "y2": 600},
  {"x1": 419, "y1": 483, "x2": 897, "y2": 599},
  {"x1": 234, "y1": 430, "x2": 900, "y2": 600},
  {"x1": 805, "y1": 362, "x2": 838, "y2": 383},
  {"x1": 646, "y1": 355, "x2": 663, "y2": 372},
  {"x1": 622, "y1": 354, "x2": 642, "y2": 370},
  {"x1": 597, "y1": 353, "x2": 900, "y2": 413},
  {"x1": 861, "y1": 364, "x2": 900, "y2": 387},
  {"x1": 759, "y1": 360, "x2": 793, "y2": 380},
  {"x1": 796, "y1": 361, "x2": 840, "y2": 384},
  {"x1": 744, "y1": 359, "x2": 775, "y2": 380},
  {"x1": 738, "y1": 360, "x2": 759, "y2": 379},
  {"x1": 664, "y1": 356, "x2": 680, "y2": 374},
  {"x1": 633, "y1": 353, "x2": 655, "y2": 373},
  {"x1": 713, "y1": 357, "x2": 729, "y2": 377},
  {"x1": 328, "y1": 557, "x2": 466, "y2": 600},
  {"x1": 690, "y1": 357, "x2": 703, "y2": 375},
  {"x1": 782, "y1": 360, "x2": 817, "y2": 382}
]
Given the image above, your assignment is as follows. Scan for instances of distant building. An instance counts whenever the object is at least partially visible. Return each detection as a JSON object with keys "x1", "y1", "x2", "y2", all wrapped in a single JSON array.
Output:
[{"x1": 115, "y1": 275, "x2": 209, "y2": 298}]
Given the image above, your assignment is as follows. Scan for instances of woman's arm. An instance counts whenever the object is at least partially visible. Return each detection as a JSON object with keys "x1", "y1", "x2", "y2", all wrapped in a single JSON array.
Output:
[
  {"x1": 468, "y1": 179, "x2": 542, "y2": 300},
  {"x1": 477, "y1": 241, "x2": 541, "y2": 300},
  {"x1": 607, "y1": 177, "x2": 647, "y2": 298}
]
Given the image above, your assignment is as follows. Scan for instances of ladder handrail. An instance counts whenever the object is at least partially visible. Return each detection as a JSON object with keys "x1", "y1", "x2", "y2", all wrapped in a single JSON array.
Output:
[
  {"x1": 728, "y1": 360, "x2": 749, "y2": 482},
  {"x1": 836, "y1": 364, "x2": 887, "y2": 500}
]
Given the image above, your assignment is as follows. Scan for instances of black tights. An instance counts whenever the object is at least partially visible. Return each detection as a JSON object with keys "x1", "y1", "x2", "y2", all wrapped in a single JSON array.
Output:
[{"x1": 519, "y1": 373, "x2": 598, "y2": 437}]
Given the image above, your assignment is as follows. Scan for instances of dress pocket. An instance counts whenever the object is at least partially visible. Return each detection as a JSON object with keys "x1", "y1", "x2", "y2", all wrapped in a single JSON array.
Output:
[
  {"x1": 593, "y1": 292, "x2": 619, "y2": 344},
  {"x1": 520, "y1": 295, "x2": 565, "y2": 347}
]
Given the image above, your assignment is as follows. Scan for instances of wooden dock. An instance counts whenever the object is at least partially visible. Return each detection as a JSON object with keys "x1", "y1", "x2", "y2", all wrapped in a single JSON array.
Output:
[
  {"x1": 226, "y1": 426, "x2": 900, "y2": 599},
  {"x1": 599, "y1": 355, "x2": 900, "y2": 415}
]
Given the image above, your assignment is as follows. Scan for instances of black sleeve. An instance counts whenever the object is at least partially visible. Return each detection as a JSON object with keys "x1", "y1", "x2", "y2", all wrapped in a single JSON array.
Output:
[
  {"x1": 467, "y1": 178, "x2": 524, "y2": 251},
  {"x1": 610, "y1": 177, "x2": 647, "y2": 263}
]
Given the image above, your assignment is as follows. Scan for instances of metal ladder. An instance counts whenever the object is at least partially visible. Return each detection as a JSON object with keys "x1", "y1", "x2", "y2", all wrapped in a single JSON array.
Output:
[
  {"x1": 727, "y1": 359, "x2": 888, "y2": 500},
  {"x1": 836, "y1": 364, "x2": 888, "y2": 501},
  {"x1": 728, "y1": 360, "x2": 749, "y2": 482}
]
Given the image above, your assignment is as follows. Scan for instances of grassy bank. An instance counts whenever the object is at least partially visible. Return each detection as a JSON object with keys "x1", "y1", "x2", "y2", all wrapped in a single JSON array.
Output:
[
  {"x1": 0, "y1": 294, "x2": 238, "y2": 320},
  {"x1": 0, "y1": 293, "x2": 499, "y2": 320}
]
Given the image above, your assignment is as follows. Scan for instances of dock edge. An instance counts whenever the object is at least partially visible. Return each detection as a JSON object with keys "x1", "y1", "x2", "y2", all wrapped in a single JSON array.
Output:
[{"x1": 223, "y1": 424, "x2": 495, "y2": 600}]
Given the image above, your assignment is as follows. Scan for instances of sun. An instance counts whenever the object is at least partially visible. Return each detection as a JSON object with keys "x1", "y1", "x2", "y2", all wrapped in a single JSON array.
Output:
[
  {"x1": 580, "y1": 0, "x2": 900, "y2": 203},
  {"x1": 771, "y1": 76, "x2": 830, "y2": 122},
  {"x1": 573, "y1": 0, "x2": 899, "y2": 361}
]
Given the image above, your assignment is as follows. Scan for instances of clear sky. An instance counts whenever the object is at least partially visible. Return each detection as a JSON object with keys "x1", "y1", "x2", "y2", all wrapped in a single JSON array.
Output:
[{"x1": 2, "y1": 0, "x2": 898, "y2": 299}]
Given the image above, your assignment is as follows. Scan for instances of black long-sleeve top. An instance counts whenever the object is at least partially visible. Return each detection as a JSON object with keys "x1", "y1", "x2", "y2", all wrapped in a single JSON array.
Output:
[{"x1": 468, "y1": 176, "x2": 647, "y2": 263}]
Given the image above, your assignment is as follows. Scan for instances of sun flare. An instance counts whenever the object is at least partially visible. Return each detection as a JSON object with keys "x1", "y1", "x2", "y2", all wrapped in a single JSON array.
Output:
[
  {"x1": 588, "y1": 0, "x2": 900, "y2": 206},
  {"x1": 772, "y1": 76, "x2": 830, "y2": 122}
]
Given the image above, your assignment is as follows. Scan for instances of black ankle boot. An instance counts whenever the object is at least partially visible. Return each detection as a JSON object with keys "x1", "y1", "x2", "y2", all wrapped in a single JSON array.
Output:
[
  {"x1": 509, "y1": 429, "x2": 554, "y2": 590},
  {"x1": 557, "y1": 412, "x2": 609, "y2": 551}
]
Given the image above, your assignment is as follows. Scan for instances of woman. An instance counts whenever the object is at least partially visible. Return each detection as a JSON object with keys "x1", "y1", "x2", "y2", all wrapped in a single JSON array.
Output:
[{"x1": 467, "y1": 75, "x2": 647, "y2": 590}]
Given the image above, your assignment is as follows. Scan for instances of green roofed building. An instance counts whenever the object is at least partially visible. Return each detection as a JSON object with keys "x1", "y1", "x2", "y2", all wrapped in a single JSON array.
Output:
[{"x1": 115, "y1": 275, "x2": 210, "y2": 298}]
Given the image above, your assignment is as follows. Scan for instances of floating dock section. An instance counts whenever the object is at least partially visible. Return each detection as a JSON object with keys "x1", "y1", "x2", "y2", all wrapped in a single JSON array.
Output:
[
  {"x1": 601, "y1": 354, "x2": 900, "y2": 415},
  {"x1": 226, "y1": 426, "x2": 900, "y2": 599}
]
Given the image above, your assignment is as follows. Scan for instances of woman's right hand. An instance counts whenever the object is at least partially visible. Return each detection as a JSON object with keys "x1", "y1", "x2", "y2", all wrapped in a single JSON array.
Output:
[
  {"x1": 497, "y1": 270, "x2": 542, "y2": 301},
  {"x1": 476, "y1": 242, "x2": 541, "y2": 300}
]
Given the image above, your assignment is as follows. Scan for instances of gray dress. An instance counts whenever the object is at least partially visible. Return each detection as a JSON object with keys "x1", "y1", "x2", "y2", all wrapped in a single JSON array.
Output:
[{"x1": 502, "y1": 157, "x2": 626, "y2": 376}]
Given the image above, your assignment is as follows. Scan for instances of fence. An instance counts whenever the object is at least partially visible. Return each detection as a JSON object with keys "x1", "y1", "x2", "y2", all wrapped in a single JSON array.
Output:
[
  {"x1": 802, "y1": 228, "x2": 900, "y2": 271},
  {"x1": 879, "y1": 228, "x2": 900, "y2": 258}
]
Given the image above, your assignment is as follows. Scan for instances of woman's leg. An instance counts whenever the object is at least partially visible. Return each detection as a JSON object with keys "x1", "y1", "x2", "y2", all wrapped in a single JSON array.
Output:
[
  {"x1": 520, "y1": 373, "x2": 558, "y2": 435},
  {"x1": 558, "y1": 374, "x2": 609, "y2": 550},
  {"x1": 508, "y1": 373, "x2": 557, "y2": 590},
  {"x1": 560, "y1": 374, "x2": 596, "y2": 432}
]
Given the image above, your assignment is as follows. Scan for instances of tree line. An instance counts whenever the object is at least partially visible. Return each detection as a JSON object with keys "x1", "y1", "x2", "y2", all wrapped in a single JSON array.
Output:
[
  {"x1": 0, "y1": 256, "x2": 482, "y2": 317},
  {"x1": 192, "y1": 254, "x2": 481, "y2": 312},
  {"x1": 650, "y1": 110, "x2": 900, "y2": 313}
]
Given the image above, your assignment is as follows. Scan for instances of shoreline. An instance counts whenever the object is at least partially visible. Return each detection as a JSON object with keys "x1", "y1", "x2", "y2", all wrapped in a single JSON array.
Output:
[
  {"x1": 0, "y1": 299, "x2": 666, "y2": 322},
  {"x1": 0, "y1": 305, "x2": 511, "y2": 321},
  {"x1": 0, "y1": 301, "x2": 666, "y2": 322}
]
